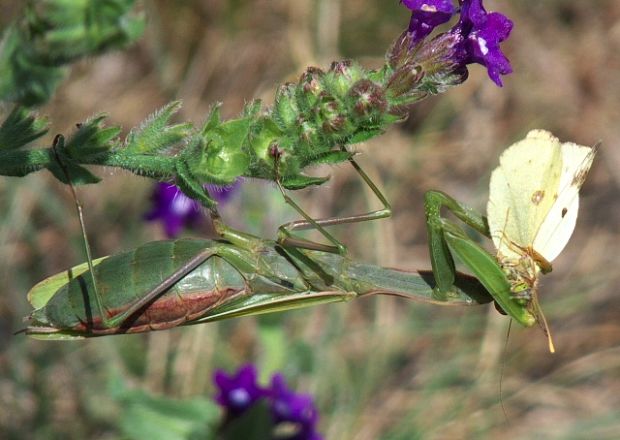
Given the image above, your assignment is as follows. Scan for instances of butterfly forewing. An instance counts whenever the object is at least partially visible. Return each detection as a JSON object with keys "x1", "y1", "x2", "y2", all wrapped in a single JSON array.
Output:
[{"x1": 487, "y1": 130, "x2": 563, "y2": 259}]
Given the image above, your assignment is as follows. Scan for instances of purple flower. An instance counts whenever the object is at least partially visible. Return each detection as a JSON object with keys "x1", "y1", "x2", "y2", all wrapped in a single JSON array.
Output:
[
  {"x1": 451, "y1": 0, "x2": 513, "y2": 86},
  {"x1": 214, "y1": 364, "x2": 266, "y2": 416},
  {"x1": 144, "y1": 180, "x2": 241, "y2": 238},
  {"x1": 401, "y1": 1, "x2": 455, "y2": 43},
  {"x1": 144, "y1": 183, "x2": 203, "y2": 238},
  {"x1": 399, "y1": 0, "x2": 513, "y2": 87},
  {"x1": 269, "y1": 374, "x2": 322, "y2": 440},
  {"x1": 212, "y1": 365, "x2": 323, "y2": 440}
]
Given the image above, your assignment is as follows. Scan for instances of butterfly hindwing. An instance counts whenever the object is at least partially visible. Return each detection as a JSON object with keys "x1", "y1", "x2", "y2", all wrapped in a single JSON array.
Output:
[{"x1": 532, "y1": 142, "x2": 595, "y2": 262}]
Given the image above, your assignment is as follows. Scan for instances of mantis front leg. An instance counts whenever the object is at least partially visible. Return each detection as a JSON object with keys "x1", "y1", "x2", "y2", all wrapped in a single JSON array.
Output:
[{"x1": 424, "y1": 190, "x2": 536, "y2": 327}]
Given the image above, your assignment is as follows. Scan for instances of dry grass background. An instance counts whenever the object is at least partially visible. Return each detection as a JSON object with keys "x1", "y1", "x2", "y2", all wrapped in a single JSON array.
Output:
[{"x1": 1, "y1": 0, "x2": 619, "y2": 438}]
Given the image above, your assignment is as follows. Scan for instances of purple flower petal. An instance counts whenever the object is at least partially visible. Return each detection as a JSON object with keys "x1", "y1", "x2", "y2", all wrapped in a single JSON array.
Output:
[
  {"x1": 213, "y1": 364, "x2": 266, "y2": 416},
  {"x1": 211, "y1": 365, "x2": 323, "y2": 439},
  {"x1": 268, "y1": 374, "x2": 322, "y2": 440},
  {"x1": 452, "y1": 0, "x2": 514, "y2": 86},
  {"x1": 144, "y1": 179, "x2": 242, "y2": 238},
  {"x1": 206, "y1": 179, "x2": 242, "y2": 204},
  {"x1": 402, "y1": 0, "x2": 455, "y2": 43},
  {"x1": 143, "y1": 183, "x2": 203, "y2": 238}
]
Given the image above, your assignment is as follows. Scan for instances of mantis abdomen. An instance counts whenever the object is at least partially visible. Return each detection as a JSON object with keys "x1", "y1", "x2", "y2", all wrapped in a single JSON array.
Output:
[{"x1": 28, "y1": 240, "x2": 252, "y2": 335}]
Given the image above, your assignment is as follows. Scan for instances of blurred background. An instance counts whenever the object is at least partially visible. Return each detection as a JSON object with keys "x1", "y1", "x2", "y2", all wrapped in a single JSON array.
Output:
[{"x1": 1, "y1": 0, "x2": 619, "y2": 438}]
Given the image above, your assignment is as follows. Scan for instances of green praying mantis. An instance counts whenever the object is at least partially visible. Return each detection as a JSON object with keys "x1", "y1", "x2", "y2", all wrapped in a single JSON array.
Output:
[
  {"x1": 23, "y1": 130, "x2": 595, "y2": 349},
  {"x1": 24, "y1": 236, "x2": 492, "y2": 339}
]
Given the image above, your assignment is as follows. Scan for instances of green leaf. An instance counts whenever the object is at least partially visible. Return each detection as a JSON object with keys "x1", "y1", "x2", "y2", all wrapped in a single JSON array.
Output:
[
  {"x1": 0, "y1": 107, "x2": 48, "y2": 150},
  {"x1": 0, "y1": 1, "x2": 144, "y2": 107},
  {"x1": 46, "y1": 160, "x2": 102, "y2": 185},
  {"x1": 219, "y1": 401, "x2": 273, "y2": 440},
  {"x1": 124, "y1": 101, "x2": 193, "y2": 154},
  {"x1": 348, "y1": 128, "x2": 384, "y2": 145},
  {"x1": 201, "y1": 103, "x2": 222, "y2": 135},
  {"x1": 64, "y1": 114, "x2": 120, "y2": 159},
  {"x1": 192, "y1": 117, "x2": 252, "y2": 182},
  {"x1": 281, "y1": 174, "x2": 330, "y2": 190},
  {"x1": 243, "y1": 99, "x2": 262, "y2": 119},
  {"x1": 273, "y1": 83, "x2": 299, "y2": 130},
  {"x1": 116, "y1": 388, "x2": 219, "y2": 440},
  {"x1": 303, "y1": 150, "x2": 351, "y2": 167}
]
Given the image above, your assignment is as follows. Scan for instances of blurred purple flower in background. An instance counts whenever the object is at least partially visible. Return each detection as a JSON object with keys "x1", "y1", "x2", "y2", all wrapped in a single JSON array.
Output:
[
  {"x1": 269, "y1": 374, "x2": 322, "y2": 440},
  {"x1": 206, "y1": 179, "x2": 242, "y2": 204},
  {"x1": 214, "y1": 364, "x2": 266, "y2": 416},
  {"x1": 144, "y1": 183, "x2": 202, "y2": 238},
  {"x1": 214, "y1": 364, "x2": 323, "y2": 440},
  {"x1": 144, "y1": 180, "x2": 241, "y2": 238}
]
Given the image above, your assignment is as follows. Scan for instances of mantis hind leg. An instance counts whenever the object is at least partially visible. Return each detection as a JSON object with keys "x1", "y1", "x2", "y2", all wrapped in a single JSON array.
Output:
[{"x1": 275, "y1": 146, "x2": 392, "y2": 255}]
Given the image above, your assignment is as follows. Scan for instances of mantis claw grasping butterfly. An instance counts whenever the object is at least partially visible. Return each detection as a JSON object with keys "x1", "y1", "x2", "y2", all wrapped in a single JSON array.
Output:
[{"x1": 425, "y1": 130, "x2": 596, "y2": 352}]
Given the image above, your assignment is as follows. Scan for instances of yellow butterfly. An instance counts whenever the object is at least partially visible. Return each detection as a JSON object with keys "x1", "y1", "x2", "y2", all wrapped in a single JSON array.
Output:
[{"x1": 487, "y1": 130, "x2": 596, "y2": 352}]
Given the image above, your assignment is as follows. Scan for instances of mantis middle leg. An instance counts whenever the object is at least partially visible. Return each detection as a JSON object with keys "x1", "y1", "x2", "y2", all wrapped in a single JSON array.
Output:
[{"x1": 274, "y1": 146, "x2": 392, "y2": 255}]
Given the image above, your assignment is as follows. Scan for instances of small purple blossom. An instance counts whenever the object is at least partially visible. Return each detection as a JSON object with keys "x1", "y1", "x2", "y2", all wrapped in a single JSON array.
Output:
[
  {"x1": 399, "y1": 0, "x2": 513, "y2": 87},
  {"x1": 144, "y1": 183, "x2": 202, "y2": 238},
  {"x1": 144, "y1": 180, "x2": 241, "y2": 238},
  {"x1": 213, "y1": 365, "x2": 323, "y2": 440},
  {"x1": 214, "y1": 364, "x2": 266, "y2": 416},
  {"x1": 452, "y1": 0, "x2": 513, "y2": 86},
  {"x1": 402, "y1": 0, "x2": 455, "y2": 43},
  {"x1": 269, "y1": 374, "x2": 322, "y2": 440}
]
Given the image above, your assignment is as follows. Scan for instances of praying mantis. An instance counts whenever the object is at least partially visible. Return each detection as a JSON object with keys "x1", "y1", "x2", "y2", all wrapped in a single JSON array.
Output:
[
  {"x1": 24, "y1": 130, "x2": 594, "y2": 345},
  {"x1": 24, "y1": 236, "x2": 492, "y2": 339}
]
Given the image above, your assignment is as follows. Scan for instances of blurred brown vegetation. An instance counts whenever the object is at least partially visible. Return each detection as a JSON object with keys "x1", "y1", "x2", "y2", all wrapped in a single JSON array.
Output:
[{"x1": 1, "y1": 1, "x2": 619, "y2": 438}]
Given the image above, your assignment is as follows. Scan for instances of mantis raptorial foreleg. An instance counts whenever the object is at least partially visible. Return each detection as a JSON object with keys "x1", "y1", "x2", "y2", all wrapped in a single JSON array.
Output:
[
  {"x1": 274, "y1": 145, "x2": 392, "y2": 255},
  {"x1": 424, "y1": 190, "x2": 536, "y2": 327}
]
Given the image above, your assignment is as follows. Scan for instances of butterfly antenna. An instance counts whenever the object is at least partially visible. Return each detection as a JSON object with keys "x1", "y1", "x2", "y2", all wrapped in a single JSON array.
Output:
[
  {"x1": 532, "y1": 291, "x2": 555, "y2": 353},
  {"x1": 499, "y1": 319, "x2": 512, "y2": 421}
]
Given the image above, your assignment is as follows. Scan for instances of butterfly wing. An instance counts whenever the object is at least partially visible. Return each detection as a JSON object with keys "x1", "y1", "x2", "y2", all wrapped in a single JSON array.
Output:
[
  {"x1": 532, "y1": 142, "x2": 595, "y2": 262},
  {"x1": 487, "y1": 130, "x2": 563, "y2": 259}
]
